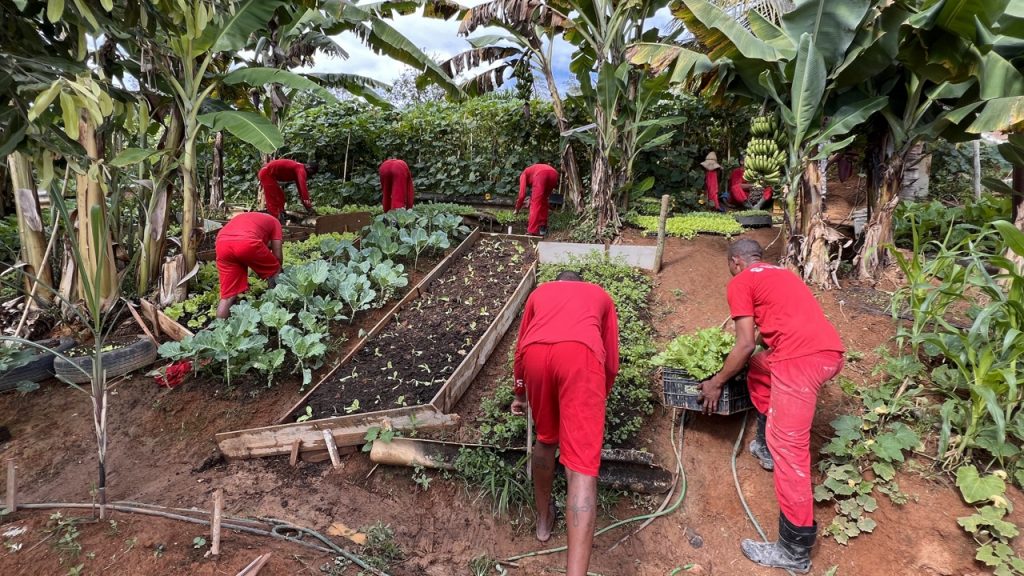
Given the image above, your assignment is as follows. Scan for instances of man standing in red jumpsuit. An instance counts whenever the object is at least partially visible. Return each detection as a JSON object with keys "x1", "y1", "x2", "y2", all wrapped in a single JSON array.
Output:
[
  {"x1": 699, "y1": 239, "x2": 843, "y2": 573},
  {"x1": 214, "y1": 212, "x2": 283, "y2": 319},
  {"x1": 515, "y1": 163, "x2": 559, "y2": 236},
  {"x1": 509, "y1": 270, "x2": 618, "y2": 576},
  {"x1": 258, "y1": 159, "x2": 316, "y2": 219},
  {"x1": 379, "y1": 158, "x2": 414, "y2": 212},
  {"x1": 701, "y1": 152, "x2": 723, "y2": 211}
]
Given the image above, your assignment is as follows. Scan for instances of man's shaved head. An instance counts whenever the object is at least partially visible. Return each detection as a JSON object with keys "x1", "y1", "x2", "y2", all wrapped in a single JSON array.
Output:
[
  {"x1": 729, "y1": 239, "x2": 763, "y2": 261},
  {"x1": 556, "y1": 270, "x2": 583, "y2": 281}
]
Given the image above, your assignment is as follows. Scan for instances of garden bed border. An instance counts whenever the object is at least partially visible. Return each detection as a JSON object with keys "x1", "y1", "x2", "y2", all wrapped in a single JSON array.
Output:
[{"x1": 214, "y1": 230, "x2": 538, "y2": 460}]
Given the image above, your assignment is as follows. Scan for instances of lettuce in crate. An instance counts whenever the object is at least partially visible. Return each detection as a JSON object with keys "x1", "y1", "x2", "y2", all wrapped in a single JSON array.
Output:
[{"x1": 652, "y1": 326, "x2": 735, "y2": 380}]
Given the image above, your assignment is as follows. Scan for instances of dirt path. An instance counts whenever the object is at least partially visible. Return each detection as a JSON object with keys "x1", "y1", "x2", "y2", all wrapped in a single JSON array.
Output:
[{"x1": 0, "y1": 228, "x2": 1014, "y2": 575}]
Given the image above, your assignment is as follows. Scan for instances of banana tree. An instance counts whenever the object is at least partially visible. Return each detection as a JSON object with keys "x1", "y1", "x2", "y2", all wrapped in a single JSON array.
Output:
[
  {"x1": 443, "y1": 0, "x2": 587, "y2": 212},
  {"x1": 6, "y1": 152, "x2": 53, "y2": 305},
  {"x1": 139, "y1": 0, "x2": 287, "y2": 279}
]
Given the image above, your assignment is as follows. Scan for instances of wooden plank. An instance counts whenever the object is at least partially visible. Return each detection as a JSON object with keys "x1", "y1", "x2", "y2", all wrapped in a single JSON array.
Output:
[
  {"x1": 432, "y1": 260, "x2": 536, "y2": 413},
  {"x1": 139, "y1": 299, "x2": 193, "y2": 341},
  {"x1": 289, "y1": 440, "x2": 300, "y2": 467},
  {"x1": 216, "y1": 405, "x2": 458, "y2": 459},
  {"x1": 274, "y1": 229, "x2": 482, "y2": 423},
  {"x1": 322, "y1": 429, "x2": 342, "y2": 468}
]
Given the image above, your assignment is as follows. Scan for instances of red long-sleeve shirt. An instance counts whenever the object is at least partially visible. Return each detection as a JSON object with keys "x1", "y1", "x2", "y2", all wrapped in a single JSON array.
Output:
[
  {"x1": 379, "y1": 159, "x2": 414, "y2": 212},
  {"x1": 514, "y1": 280, "x2": 620, "y2": 393},
  {"x1": 259, "y1": 159, "x2": 311, "y2": 208},
  {"x1": 515, "y1": 163, "x2": 559, "y2": 211}
]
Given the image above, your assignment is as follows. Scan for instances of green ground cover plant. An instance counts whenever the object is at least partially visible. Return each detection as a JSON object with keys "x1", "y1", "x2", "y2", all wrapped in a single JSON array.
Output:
[{"x1": 626, "y1": 213, "x2": 743, "y2": 239}]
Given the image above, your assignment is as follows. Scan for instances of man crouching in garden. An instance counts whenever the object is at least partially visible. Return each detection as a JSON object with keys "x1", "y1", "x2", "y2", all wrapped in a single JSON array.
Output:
[
  {"x1": 699, "y1": 238, "x2": 844, "y2": 573},
  {"x1": 510, "y1": 270, "x2": 619, "y2": 576}
]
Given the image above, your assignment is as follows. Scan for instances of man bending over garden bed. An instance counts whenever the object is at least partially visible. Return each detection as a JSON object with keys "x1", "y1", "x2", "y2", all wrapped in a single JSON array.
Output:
[
  {"x1": 515, "y1": 163, "x2": 559, "y2": 236},
  {"x1": 258, "y1": 158, "x2": 316, "y2": 219},
  {"x1": 215, "y1": 212, "x2": 283, "y2": 319},
  {"x1": 510, "y1": 270, "x2": 619, "y2": 576},
  {"x1": 699, "y1": 238, "x2": 844, "y2": 573}
]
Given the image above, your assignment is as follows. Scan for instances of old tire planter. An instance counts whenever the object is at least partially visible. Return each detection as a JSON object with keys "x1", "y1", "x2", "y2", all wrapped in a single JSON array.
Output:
[
  {"x1": 734, "y1": 214, "x2": 772, "y2": 228},
  {"x1": 0, "y1": 338, "x2": 77, "y2": 391},
  {"x1": 53, "y1": 335, "x2": 158, "y2": 384}
]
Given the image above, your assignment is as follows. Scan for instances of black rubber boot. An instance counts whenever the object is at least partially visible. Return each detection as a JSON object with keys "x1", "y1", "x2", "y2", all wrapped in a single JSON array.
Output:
[
  {"x1": 749, "y1": 411, "x2": 774, "y2": 471},
  {"x1": 741, "y1": 513, "x2": 816, "y2": 574}
]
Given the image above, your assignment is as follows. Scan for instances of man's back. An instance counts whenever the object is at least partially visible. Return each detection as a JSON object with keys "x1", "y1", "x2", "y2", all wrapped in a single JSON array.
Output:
[
  {"x1": 262, "y1": 159, "x2": 303, "y2": 180},
  {"x1": 218, "y1": 212, "x2": 282, "y2": 245},
  {"x1": 726, "y1": 263, "x2": 843, "y2": 361}
]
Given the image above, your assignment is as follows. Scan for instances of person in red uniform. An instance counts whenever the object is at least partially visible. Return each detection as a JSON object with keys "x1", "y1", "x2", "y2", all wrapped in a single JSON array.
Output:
[
  {"x1": 214, "y1": 212, "x2": 283, "y2": 319},
  {"x1": 727, "y1": 157, "x2": 773, "y2": 209},
  {"x1": 509, "y1": 270, "x2": 619, "y2": 576},
  {"x1": 379, "y1": 158, "x2": 414, "y2": 212},
  {"x1": 701, "y1": 151, "x2": 724, "y2": 211},
  {"x1": 698, "y1": 239, "x2": 844, "y2": 573},
  {"x1": 258, "y1": 159, "x2": 316, "y2": 219},
  {"x1": 515, "y1": 163, "x2": 559, "y2": 236}
]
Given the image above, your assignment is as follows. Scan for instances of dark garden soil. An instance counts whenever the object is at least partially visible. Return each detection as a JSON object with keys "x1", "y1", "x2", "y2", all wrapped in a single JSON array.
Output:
[
  {"x1": 0, "y1": 227, "x2": 1018, "y2": 575},
  {"x1": 299, "y1": 235, "x2": 536, "y2": 419}
]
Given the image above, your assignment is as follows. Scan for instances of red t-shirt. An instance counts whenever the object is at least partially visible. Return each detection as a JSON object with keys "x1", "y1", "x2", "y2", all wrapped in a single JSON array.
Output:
[
  {"x1": 514, "y1": 281, "x2": 620, "y2": 391},
  {"x1": 727, "y1": 263, "x2": 844, "y2": 361},
  {"x1": 217, "y1": 212, "x2": 283, "y2": 244},
  {"x1": 260, "y1": 159, "x2": 311, "y2": 207}
]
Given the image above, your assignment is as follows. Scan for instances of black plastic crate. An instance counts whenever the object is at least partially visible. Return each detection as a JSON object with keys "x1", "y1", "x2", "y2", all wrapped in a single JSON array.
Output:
[{"x1": 661, "y1": 368, "x2": 753, "y2": 415}]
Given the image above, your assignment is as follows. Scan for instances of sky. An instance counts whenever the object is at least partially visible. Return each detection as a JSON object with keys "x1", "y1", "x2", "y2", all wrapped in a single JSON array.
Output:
[{"x1": 303, "y1": 2, "x2": 674, "y2": 94}]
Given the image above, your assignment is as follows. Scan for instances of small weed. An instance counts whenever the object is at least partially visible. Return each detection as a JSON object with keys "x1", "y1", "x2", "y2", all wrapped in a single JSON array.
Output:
[
  {"x1": 469, "y1": 554, "x2": 509, "y2": 575},
  {"x1": 296, "y1": 405, "x2": 314, "y2": 423},
  {"x1": 345, "y1": 399, "x2": 360, "y2": 414},
  {"x1": 106, "y1": 520, "x2": 120, "y2": 536},
  {"x1": 192, "y1": 536, "x2": 207, "y2": 549},
  {"x1": 454, "y1": 447, "x2": 532, "y2": 522},
  {"x1": 46, "y1": 513, "x2": 83, "y2": 565},
  {"x1": 67, "y1": 565, "x2": 84, "y2": 576},
  {"x1": 412, "y1": 465, "x2": 432, "y2": 491},
  {"x1": 153, "y1": 543, "x2": 165, "y2": 558},
  {"x1": 672, "y1": 288, "x2": 685, "y2": 300},
  {"x1": 845, "y1": 350, "x2": 864, "y2": 362},
  {"x1": 361, "y1": 522, "x2": 403, "y2": 570}
]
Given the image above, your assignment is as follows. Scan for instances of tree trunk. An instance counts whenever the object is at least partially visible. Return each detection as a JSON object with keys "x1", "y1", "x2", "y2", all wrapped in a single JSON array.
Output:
[
  {"x1": 899, "y1": 142, "x2": 929, "y2": 201},
  {"x1": 7, "y1": 152, "x2": 53, "y2": 305},
  {"x1": 76, "y1": 119, "x2": 119, "y2": 311},
  {"x1": 543, "y1": 61, "x2": 584, "y2": 213},
  {"x1": 181, "y1": 137, "x2": 198, "y2": 276},
  {"x1": 857, "y1": 157, "x2": 905, "y2": 280},
  {"x1": 137, "y1": 107, "x2": 183, "y2": 296},
  {"x1": 591, "y1": 108, "x2": 618, "y2": 237},
  {"x1": 209, "y1": 131, "x2": 224, "y2": 211},
  {"x1": 797, "y1": 161, "x2": 833, "y2": 287}
]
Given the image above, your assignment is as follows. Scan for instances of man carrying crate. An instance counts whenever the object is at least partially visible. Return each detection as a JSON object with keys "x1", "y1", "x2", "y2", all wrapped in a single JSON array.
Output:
[
  {"x1": 510, "y1": 270, "x2": 619, "y2": 576},
  {"x1": 698, "y1": 238, "x2": 844, "y2": 574}
]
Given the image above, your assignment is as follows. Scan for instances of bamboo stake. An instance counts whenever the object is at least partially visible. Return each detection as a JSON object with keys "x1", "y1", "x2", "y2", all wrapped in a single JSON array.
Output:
[
  {"x1": 322, "y1": 430, "x2": 342, "y2": 468},
  {"x1": 654, "y1": 195, "x2": 670, "y2": 273},
  {"x1": 211, "y1": 489, "x2": 224, "y2": 556},
  {"x1": 6, "y1": 459, "x2": 15, "y2": 513},
  {"x1": 526, "y1": 403, "x2": 533, "y2": 481}
]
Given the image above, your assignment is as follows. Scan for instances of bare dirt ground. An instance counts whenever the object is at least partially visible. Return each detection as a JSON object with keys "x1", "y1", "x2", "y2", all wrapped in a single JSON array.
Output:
[{"x1": 0, "y1": 225, "x2": 1017, "y2": 575}]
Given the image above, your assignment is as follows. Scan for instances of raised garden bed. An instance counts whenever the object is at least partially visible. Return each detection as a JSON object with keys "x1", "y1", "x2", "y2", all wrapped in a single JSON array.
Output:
[{"x1": 215, "y1": 231, "x2": 538, "y2": 459}]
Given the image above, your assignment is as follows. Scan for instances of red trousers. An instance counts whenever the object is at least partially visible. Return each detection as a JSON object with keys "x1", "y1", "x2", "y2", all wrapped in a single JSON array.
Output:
[
  {"x1": 258, "y1": 172, "x2": 287, "y2": 218},
  {"x1": 215, "y1": 240, "x2": 280, "y2": 299},
  {"x1": 521, "y1": 341, "x2": 607, "y2": 477},
  {"x1": 748, "y1": 350, "x2": 844, "y2": 526}
]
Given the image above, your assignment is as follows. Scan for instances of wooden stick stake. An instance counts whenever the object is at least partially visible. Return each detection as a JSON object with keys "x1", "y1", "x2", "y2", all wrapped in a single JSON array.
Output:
[
  {"x1": 289, "y1": 440, "x2": 301, "y2": 467},
  {"x1": 654, "y1": 194, "x2": 670, "y2": 274},
  {"x1": 322, "y1": 429, "x2": 342, "y2": 468},
  {"x1": 526, "y1": 404, "x2": 533, "y2": 481},
  {"x1": 5, "y1": 459, "x2": 15, "y2": 513},
  {"x1": 211, "y1": 489, "x2": 224, "y2": 556},
  {"x1": 235, "y1": 552, "x2": 272, "y2": 576}
]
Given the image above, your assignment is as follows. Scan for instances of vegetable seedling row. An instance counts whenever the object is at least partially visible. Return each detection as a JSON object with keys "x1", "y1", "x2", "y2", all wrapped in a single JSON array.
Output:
[{"x1": 215, "y1": 231, "x2": 538, "y2": 460}]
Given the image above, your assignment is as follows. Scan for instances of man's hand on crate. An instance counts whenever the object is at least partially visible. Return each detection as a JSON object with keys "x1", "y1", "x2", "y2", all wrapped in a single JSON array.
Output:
[{"x1": 697, "y1": 378, "x2": 724, "y2": 415}]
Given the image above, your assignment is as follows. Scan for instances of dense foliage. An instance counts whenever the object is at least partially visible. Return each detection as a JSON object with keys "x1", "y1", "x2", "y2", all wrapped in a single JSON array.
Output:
[
  {"x1": 893, "y1": 193, "x2": 1010, "y2": 252},
  {"x1": 929, "y1": 140, "x2": 1012, "y2": 203},
  {"x1": 478, "y1": 254, "x2": 656, "y2": 448},
  {"x1": 222, "y1": 96, "x2": 575, "y2": 206}
]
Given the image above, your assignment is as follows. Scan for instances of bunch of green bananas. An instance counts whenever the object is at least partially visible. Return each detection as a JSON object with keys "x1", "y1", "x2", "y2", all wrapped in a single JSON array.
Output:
[{"x1": 744, "y1": 114, "x2": 787, "y2": 186}]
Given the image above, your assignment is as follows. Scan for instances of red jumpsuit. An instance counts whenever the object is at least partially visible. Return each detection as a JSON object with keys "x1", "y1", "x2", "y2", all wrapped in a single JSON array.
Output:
[
  {"x1": 514, "y1": 281, "x2": 619, "y2": 477},
  {"x1": 516, "y1": 164, "x2": 559, "y2": 235},
  {"x1": 728, "y1": 167, "x2": 772, "y2": 207},
  {"x1": 379, "y1": 159, "x2": 414, "y2": 212},
  {"x1": 727, "y1": 263, "x2": 844, "y2": 528},
  {"x1": 258, "y1": 159, "x2": 312, "y2": 218},
  {"x1": 705, "y1": 170, "x2": 721, "y2": 210},
  {"x1": 215, "y1": 212, "x2": 282, "y2": 299}
]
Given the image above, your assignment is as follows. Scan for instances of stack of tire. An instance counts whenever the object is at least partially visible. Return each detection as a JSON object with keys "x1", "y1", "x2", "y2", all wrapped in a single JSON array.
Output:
[
  {"x1": 0, "y1": 338, "x2": 76, "y2": 391},
  {"x1": 745, "y1": 114, "x2": 787, "y2": 202}
]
